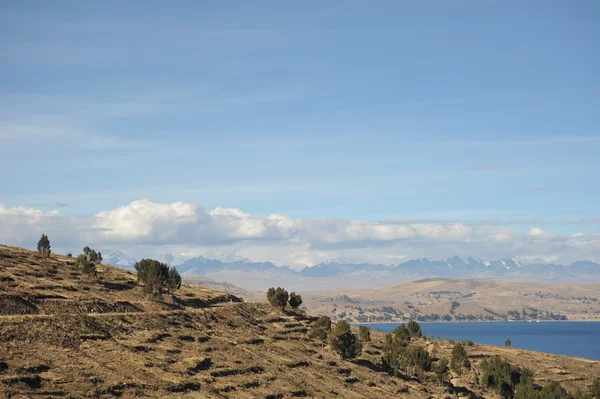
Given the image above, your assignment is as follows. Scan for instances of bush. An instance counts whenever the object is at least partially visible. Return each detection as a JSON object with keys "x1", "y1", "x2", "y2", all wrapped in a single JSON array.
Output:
[
  {"x1": 593, "y1": 378, "x2": 600, "y2": 398},
  {"x1": 83, "y1": 246, "x2": 102, "y2": 264},
  {"x1": 135, "y1": 259, "x2": 170, "y2": 295},
  {"x1": 37, "y1": 234, "x2": 51, "y2": 258},
  {"x1": 329, "y1": 320, "x2": 361, "y2": 359},
  {"x1": 77, "y1": 254, "x2": 97, "y2": 278},
  {"x1": 310, "y1": 316, "x2": 332, "y2": 342},
  {"x1": 433, "y1": 358, "x2": 449, "y2": 386},
  {"x1": 401, "y1": 345, "x2": 431, "y2": 376},
  {"x1": 407, "y1": 320, "x2": 422, "y2": 338},
  {"x1": 480, "y1": 356, "x2": 534, "y2": 399},
  {"x1": 450, "y1": 342, "x2": 471, "y2": 376},
  {"x1": 358, "y1": 325, "x2": 371, "y2": 342},
  {"x1": 505, "y1": 338, "x2": 512, "y2": 347},
  {"x1": 166, "y1": 267, "x2": 182, "y2": 293},
  {"x1": 267, "y1": 287, "x2": 289, "y2": 311},
  {"x1": 393, "y1": 324, "x2": 411, "y2": 344},
  {"x1": 288, "y1": 292, "x2": 302, "y2": 309}
]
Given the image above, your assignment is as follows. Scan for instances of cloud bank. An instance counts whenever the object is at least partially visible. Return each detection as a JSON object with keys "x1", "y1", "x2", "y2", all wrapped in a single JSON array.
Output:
[{"x1": 1, "y1": 200, "x2": 598, "y2": 267}]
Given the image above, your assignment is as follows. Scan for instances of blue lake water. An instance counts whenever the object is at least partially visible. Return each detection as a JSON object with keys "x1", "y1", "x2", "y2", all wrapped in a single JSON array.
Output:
[{"x1": 363, "y1": 322, "x2": 600, "y2": 360}]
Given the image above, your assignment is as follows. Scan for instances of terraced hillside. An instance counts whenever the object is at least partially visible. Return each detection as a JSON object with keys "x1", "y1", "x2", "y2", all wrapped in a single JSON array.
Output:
[{"x1": 1, "y1": 245, "x2": 598, "y2": 398}]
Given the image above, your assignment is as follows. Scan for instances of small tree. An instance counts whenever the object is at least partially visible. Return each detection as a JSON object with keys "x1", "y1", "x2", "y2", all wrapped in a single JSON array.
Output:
[
  {"x1": 539, "y1": 381, "x2": 569, "y2": 399},
  {"x1": 505, "y1": 338, "x2": 512, "y2": 347},
  {"x1": 81, "y1": 246, "x2": 103, "y2": 264},
  {"x1": 310, "y1": 315, "x2": 331, "y2": 354},
  {"x1": 358, "y1": 325, "x2": 371, "y2": 343},
  {"x1": 288, "y1": 292, "x2": 302, "y2": 309},
  {"x1": 407, "y1": 320, "x2": 423, "y2": 338},
  {"x1": 267, "y1": 287, "x2": 289, "y2": 311},
  {"x1": 401, "y1": 345, "x2": 431, "y2": 378},
  {"x1": 329, "y1": 320, "x2": 361, "y2": 360},
  {"x1": 393, "y1": 324, "x2": 411, "y2": 344},
  {"x1": 135, "y1": 259, "x2": 169, "y2": 295},
  {"x1": 37, "y1": 234, "x2": 51, "y2": 257},
  {"x1": 433, "y1": 358, "x2": 449, "y2": 386},
  {"x1": 167, "y1": 267, "x2": 182, "y2": 293},
  {"x1": 450, "y1": 342, "x2": 471, "y2": 376},
  {"x1": 77, "y1": 254, "x2": 96, "y2": 278}
]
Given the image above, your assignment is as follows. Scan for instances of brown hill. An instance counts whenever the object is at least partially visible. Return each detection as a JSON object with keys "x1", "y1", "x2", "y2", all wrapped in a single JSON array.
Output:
[
  {"x1": 302, "y1": 278, "x2": 600, "y2": 323},
  {"x1": 1, "y1": 245, "x2": 598, "y2": 398}
]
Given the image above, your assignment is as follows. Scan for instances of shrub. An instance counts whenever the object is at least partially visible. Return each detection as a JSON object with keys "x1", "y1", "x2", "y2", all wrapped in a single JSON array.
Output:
[
  {"x1": 310, "y1": 316, "x2": 332, "y2": 342},
  {"x1": 267, "y1": 287, "x2": 289, "y2": 311},
  {"x1": 480, "y1": 356, "x2": 534, "y2": 399},
  {"x1": 450, "y1": 342, "x2": 471, "y2": 376},
  {"x1": 166, "y1": 267, "x2": 182, "y2": 293},
  {"x1": 401, "y1": 345, "x2": 431, "y2": 377},
  {"x1": 37, "y1": 234, "x2": 51, "y2": 257},
  {"x1": 407, "y1": 320, "x2": 422, "y2": 338},
  {"x1": 539, "y1": 381, "x2": 570, "y2": 399},
  {"x1": 288, "y1": 292, "x2": 302, "y2": 309},
  {"x1": 433, "y1": 357, "x2": 449, "y2": 386},
  {"x1": 393, "y1": 324, "x2": 411, "y2": 344},
  {"x1": 77, "y1": 254, "x2": 97, "y2": 278},
  {"x1": 358, "y1": 325, "x2": 371, "y2": 342},
  {"x1": 329, "y1": 320, "x2": 361, "y2": 359},
  {"x1": 593, "y1": 378, "x2": 600, "y2": 398},
  {"x1": 505, "y1": 338, "x2": 512, "y2": 347},
  {"x1": 135, "y1": 259, "x2": 170, "y2": 295},
  {"x1": 83, "y1": 246, "x2": 103, "y2": 264}
]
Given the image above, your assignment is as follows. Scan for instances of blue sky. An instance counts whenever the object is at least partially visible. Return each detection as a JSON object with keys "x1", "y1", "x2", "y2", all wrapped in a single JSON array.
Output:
[{"x1": 1, "y1": 1, "x2": 599, "y2": 265}]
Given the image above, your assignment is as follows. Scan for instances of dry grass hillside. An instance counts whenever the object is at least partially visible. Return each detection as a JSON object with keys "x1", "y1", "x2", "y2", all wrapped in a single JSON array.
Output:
[
  {"x1": 302, "y1": 278, "x2": 600, "y2": 323},
  {"x1": 1, "y1": 245, "x2": 598, "y2": 398}
]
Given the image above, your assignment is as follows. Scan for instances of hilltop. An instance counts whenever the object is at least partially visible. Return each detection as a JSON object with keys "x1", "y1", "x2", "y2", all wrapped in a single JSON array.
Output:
[
  {"x1": 302, "y1": 278, "x2": 600, "y2": 323},
  {"x1": 1, "y1": 245, "x2": 598, "y2": 398}
]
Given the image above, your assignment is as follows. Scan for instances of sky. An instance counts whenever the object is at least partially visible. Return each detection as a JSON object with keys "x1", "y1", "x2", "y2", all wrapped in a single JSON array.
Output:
[{"x1": 1, "y1": 1, "x2": 599, "y2": 267}]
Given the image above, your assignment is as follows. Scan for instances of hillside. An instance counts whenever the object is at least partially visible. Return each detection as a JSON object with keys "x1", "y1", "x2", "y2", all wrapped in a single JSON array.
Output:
[
  {"x1": 1, "y1": 245, "x2": 599, "y2": 398},
  {"x1": 302, "y1": 278, "x2": 600, "y2": 323}
]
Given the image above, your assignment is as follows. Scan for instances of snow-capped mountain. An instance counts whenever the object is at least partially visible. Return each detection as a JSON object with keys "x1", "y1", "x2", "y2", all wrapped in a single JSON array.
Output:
[
  {"x1": 200, "y1": 250, "x2": 250, "y2": 264},
  {"x1": 101, "y1": 250, "x2": 137, "y2": 270}
]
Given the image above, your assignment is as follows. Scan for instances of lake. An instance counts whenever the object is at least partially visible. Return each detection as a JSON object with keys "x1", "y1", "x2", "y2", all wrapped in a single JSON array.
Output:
[{"x1": 362, "y1": 321, "x2": 600, "y2": 360}]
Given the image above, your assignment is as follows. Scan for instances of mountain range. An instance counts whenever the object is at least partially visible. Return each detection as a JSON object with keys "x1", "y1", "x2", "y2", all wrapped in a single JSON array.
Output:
[{"x1": 144, "y1": 255, "x2": 600, "y2": 291}]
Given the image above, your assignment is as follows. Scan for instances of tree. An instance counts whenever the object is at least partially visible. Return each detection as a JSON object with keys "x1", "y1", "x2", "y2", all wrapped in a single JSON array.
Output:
[
  {"x1": 450, "y1": 342, "x2": 471, "y2": 376},
  {"x1": 480, "y1": 356, "x2": 534, "y2": 399},
  {"x1": 135, "y1": 259, "x2": 169, "y2": 295},
  {"x1": 37, "y1": 234, "x2": 51, "y2": 257},
  {"x1": 166, "y1": 267, "x2": 182, "y2": 293},
  {"x1": 77, "y1": 254, "x2": 96, "y2": 278},
  {"x1": 593, "y1": 378, "x2": 600, "y2": 398},
  {"x1": 401, "y1": 345, "x2": 431, "y2": 378},
  {"x1": 393, "y1": 324, "x2": 411, "y2": 344},
  {"x1": 288, "y1": 292, "x2": 302, "y2": 309},
  {"x1": 266, "y1": 287, "x2": 289, "y2": 311},
  {"x1": 539, "y1": 381, "x2": 570, "y2": 399},
  {"x1": 505, "y1": 338, "x2": 512, "y2": 347},
  {"x1": 407, "y1": 320, "x2": 423, "y2": 338},
  {"x1": 433, "y1": 358, "x2": 449, "y2": 386},
  {"x1": 81, "y1": 246, "x2": 103, "y2": 264},
  {"x1": 310, "y1": 316, "x2": 332, "y2": 355},
  {"x1": 329, "y1": 320, "x2": 361, "y2": 359},
  {"x1": 358, "y1": 325, "x2": 371, "y2": 343}
]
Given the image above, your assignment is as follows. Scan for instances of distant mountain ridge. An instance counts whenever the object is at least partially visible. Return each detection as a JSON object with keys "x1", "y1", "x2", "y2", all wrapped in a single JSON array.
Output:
[
  {"x1": 174, "y1": 255, "x2": 600, "y2": 281},
  {"x1": 102, "y1": 252, "x2": 600, "y2": 290}
]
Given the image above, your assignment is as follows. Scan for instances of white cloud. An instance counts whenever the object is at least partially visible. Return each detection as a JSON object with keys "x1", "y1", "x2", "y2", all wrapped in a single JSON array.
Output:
[
  {"x1": 529, "y1": 227, "x2": 545, "y2": 236},
  {"x1": 0, "y1": 200, "x2": 599, "y2": 266}
]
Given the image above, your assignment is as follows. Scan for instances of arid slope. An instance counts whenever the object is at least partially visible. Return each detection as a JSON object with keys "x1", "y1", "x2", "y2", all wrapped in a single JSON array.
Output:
[{"x1": 1, "y1": 245, "x2": 598, "y2": 398}]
